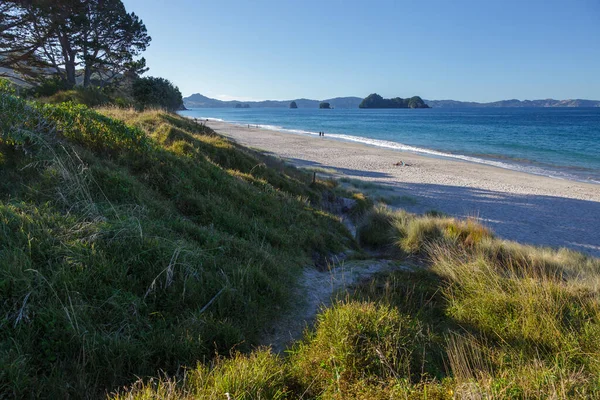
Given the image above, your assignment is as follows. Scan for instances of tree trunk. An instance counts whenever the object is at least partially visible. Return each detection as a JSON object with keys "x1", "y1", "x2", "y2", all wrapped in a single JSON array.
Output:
[
  {"x1": 58, "y1": 31, "x2": 76, "y2": 88},
  {"x1": 83, "y1": 64, "x2": 92, "y2": 87}
]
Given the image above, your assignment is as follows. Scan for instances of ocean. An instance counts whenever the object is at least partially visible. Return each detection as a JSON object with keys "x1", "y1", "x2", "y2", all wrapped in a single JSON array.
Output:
[{"x1": 178, "y1": 107, "x2": 600, "y2": 184}]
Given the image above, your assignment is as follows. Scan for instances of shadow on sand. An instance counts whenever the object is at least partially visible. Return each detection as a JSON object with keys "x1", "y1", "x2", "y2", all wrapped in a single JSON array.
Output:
[{"x1": 287, "y1": 158, "x2": 600, "y2": 258}]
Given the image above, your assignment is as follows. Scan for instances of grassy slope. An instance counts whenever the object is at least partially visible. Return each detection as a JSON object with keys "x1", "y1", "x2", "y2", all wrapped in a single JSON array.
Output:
[
  {"x1": 3, "y1": 90, "x2": 600, "y2": 399},
  {"x1": 0, "y1": 94, "x2": 352, "y2": 397},
  {"x1": 118, "y1": 202, "x2": 600, "y2": 399}
]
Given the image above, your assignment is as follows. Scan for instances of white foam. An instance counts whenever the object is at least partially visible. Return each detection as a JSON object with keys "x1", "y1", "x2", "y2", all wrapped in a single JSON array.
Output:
[{"x1": 191, "y1": 117, "x2": 225, "y2": 122}]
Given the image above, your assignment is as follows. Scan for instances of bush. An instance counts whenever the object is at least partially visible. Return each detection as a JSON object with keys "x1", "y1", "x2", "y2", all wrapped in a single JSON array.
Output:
[
  {"x1": 27, "y1": 77, "x2": 70, "y2": 98},
  {"x1": 132, "y1": 76, "x2": 183, "y2": 111},
  {"x1": 0, "y1": 78, "x2": 15, "y2": 95},
  {"x1": 43, "y1": 87, "x2": 110, "y2": 107}
]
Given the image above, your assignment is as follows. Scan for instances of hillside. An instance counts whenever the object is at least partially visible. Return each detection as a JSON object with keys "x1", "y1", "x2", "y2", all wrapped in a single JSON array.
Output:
[
  {"x1": 183, "y1": 93, "x2": 363, "y2": 109},
  {"x1": 0, "y1": 92, "x2": 354, "y2": 397},
  {"x1": 425, "y1": 98, "x2": 600, "y2": 108},
  {"x1": 184, "y1": 93, "x2": 600, "y2": 109}
]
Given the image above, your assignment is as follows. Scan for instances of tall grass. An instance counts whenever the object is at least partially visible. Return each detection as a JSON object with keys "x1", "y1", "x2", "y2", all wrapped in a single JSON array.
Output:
[
  {"x1": 352, "y1": 205, "x2": 600, "y2": 397},
  {"x1": 0, "y1": 93, "x2": 353, "y2": 397}
]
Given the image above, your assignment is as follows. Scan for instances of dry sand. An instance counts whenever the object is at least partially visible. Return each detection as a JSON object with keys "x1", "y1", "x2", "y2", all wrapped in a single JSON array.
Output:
[{"x1": 205, "y1": 120, "x2": 600, "y2": 258}]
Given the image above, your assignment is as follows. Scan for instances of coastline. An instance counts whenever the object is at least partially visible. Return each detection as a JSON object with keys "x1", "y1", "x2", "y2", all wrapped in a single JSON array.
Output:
[{"x1": 202, "y1": 119, "x2": 600, "y2": 257}]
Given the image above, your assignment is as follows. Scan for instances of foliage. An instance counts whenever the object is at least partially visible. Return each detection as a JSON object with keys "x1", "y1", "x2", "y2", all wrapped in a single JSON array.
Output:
[
  {"x1": 132, "y1": 76, "x2": 184, "y2": 111},
  {"x1": 319, "y1": 101, "x2": 332, "y2": 109},
  {"x1": 41, "y1": 87, "x2": 111, "y2": 107},
  {"x1": 0, "y1": 93, "x2": 351, "y2": 397},
  {"x1": 0, "y1": 0, "x2": 150, "y2": 87},
  {"x1": 0, "y1": 78, "x2": 15, "y2": 95},
  {"x1": 26, "y1": 77, "x2": 71, "y2": 98},
  {"x1": 359, "y1": 93, "x2": 429, "y2": 108}
]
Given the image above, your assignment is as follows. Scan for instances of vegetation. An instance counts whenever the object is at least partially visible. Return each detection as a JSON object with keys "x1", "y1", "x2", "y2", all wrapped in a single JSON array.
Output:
[
  {"x1": 0, "y1": 91, "x2": 354, "y2": 397},
  {"x1": 289, "y1": 101, "x2": 298, "y2": 109},
  {"x1": 319, "y1": 102, "x2": 331, "y2": 109},
  {"x1": 3, "y1": 65, "x2": 599, "y2": 399},
  {"x1": 0, "y1": 0, "x2": 150, "y2": 87},
  {"x1": 132, "y1": 76, "x2": 184, "y2": 111},
  {"x1": 359, "y1": 93, "x2": 430, "y2": 109},
  {"x1": 117, "y1": 204, "x2": 600, "y2": 399}
]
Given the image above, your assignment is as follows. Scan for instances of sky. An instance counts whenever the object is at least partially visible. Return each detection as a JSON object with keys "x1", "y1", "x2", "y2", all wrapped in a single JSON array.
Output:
[{"x1": 122, "y1": 0, "x2": 599, "y2": 102}]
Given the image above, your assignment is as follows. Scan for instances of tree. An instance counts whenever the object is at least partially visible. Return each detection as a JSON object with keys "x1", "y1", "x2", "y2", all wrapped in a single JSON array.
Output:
[
  {"x1": 289, "y1": 101, "x2": 298, "y2": 109},
  {"x1": 0, "y1": 0, "x2": 150, "y2": 88},
  {"x1": 319, "y1": 102, "x2": 331, "y2": 109},
  {"x1": 79, "y1": 0, "x2": 150, "y2": 87},
  {"x1": 132, "y1": 76, "x2": 183, "y2": 111}
]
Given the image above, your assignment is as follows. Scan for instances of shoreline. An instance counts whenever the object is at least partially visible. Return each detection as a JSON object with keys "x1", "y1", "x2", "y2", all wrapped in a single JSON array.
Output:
[
  {"x1": 201, "y1": 119, "x2": 600, "y2": 257},
  {"x1": 182, "y1": 113, "x2": 600, "y2": 185}
]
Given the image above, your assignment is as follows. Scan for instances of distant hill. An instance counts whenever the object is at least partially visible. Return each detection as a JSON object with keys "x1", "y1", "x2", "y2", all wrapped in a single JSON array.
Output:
[
  {"x1": 183, "y1": 93, "x2": 600, "y2": 109},
  {"x1": 183, "y1": 93, "x2": 363, "y2": 109},
  {"x1": 424, "y1": 98, "x2": 600, "y2": 108}
]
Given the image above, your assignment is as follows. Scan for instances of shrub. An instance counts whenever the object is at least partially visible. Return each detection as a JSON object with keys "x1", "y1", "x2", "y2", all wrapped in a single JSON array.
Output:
[
  {"x1": 0, "y1": 78, "x2": 16, "y2": 95},
  {"x1": 132, "y1": 76, "x2": 183, "y2": 111},
  {"x1": 27, "y1": 77, "x2": 70, "y2": 98},
  {"x1": 43, "y1": 87, "x2": 110, "y2": 107}
]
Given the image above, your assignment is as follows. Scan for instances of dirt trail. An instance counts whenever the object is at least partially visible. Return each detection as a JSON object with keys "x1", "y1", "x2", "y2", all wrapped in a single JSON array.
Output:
[{"x1": 260, "y1": 258, "x2": 410, "y2": 353}]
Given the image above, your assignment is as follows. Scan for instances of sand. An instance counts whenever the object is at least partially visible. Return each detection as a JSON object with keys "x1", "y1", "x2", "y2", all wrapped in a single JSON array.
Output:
[{"x1": 204, "y1": 120, "x2": 600, "y2": 258}]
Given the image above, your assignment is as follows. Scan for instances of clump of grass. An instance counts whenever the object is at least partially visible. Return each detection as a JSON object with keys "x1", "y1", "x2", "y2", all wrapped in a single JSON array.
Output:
[
  {"x1": 347, "y1": 192, "x2": 374, "y2": 221},
  {"x1": 358, "y1": 205, "x2": 492, "y2": 255},
  {"x1": 289, "y1": 301, "x2": 424, "y2": 398},
  {"x1": 356, "y1": 205, "x2": 397, "y2": 248},
  {"x1": 114, "y1": 350, "x2": 289, "y2": 400},
  {"x1": 377, "y1": 194, "x2": 418, "y2": 206}
]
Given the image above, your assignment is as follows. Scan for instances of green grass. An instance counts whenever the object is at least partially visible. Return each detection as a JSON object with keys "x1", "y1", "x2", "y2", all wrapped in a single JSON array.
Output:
[
  {"x1": 0, "y1": 94, "x2": 353, "y2": 397},
  {"x1": 4, "y1": 90, "x2": 600, "y2": 399},
  {"x1": 119, "y1": 207, "x2": 600, "y2": 399},
  {"x1": 113, "y1": 349, "x2": 289, "y2": 400}
]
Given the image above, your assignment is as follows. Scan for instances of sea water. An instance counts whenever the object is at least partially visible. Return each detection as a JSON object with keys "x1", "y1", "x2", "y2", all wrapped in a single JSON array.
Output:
[{"x1": 179, "y1": 107, "x2": 600, "y2": 184}]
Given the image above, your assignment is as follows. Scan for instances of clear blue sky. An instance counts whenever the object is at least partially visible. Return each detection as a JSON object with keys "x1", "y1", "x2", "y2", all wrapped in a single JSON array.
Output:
[{"x1": 122, "y1": 0, "x2": 599, "y2": 102}]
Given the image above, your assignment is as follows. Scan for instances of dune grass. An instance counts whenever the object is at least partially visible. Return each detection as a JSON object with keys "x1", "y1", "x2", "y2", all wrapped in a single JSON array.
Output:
[
  {"x1": 4, "y1": 89, "x2": 600, "y2": 399},
  {"x1": 118, "y1": 204, "x2": 600, "y2": 399},
  {"x1": 0, "y1": 94, "x2": 353, "y2": 397}
]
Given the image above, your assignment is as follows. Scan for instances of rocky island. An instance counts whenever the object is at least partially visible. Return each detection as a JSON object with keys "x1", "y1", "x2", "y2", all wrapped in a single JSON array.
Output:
[{"x1": 359, "y1": 93, "x2": 430, "y2": 108}]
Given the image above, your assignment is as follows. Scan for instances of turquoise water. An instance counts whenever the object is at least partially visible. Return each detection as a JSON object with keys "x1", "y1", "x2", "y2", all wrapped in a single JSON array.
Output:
[{"x1": 179, "y1": 107, "x2": 600, "y2": 184}]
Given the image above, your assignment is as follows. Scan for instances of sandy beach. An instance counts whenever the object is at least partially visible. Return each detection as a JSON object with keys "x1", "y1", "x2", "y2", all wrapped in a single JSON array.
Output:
[{"x1": 204, "y1": 120, "x2": 600, "y2": 258}]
